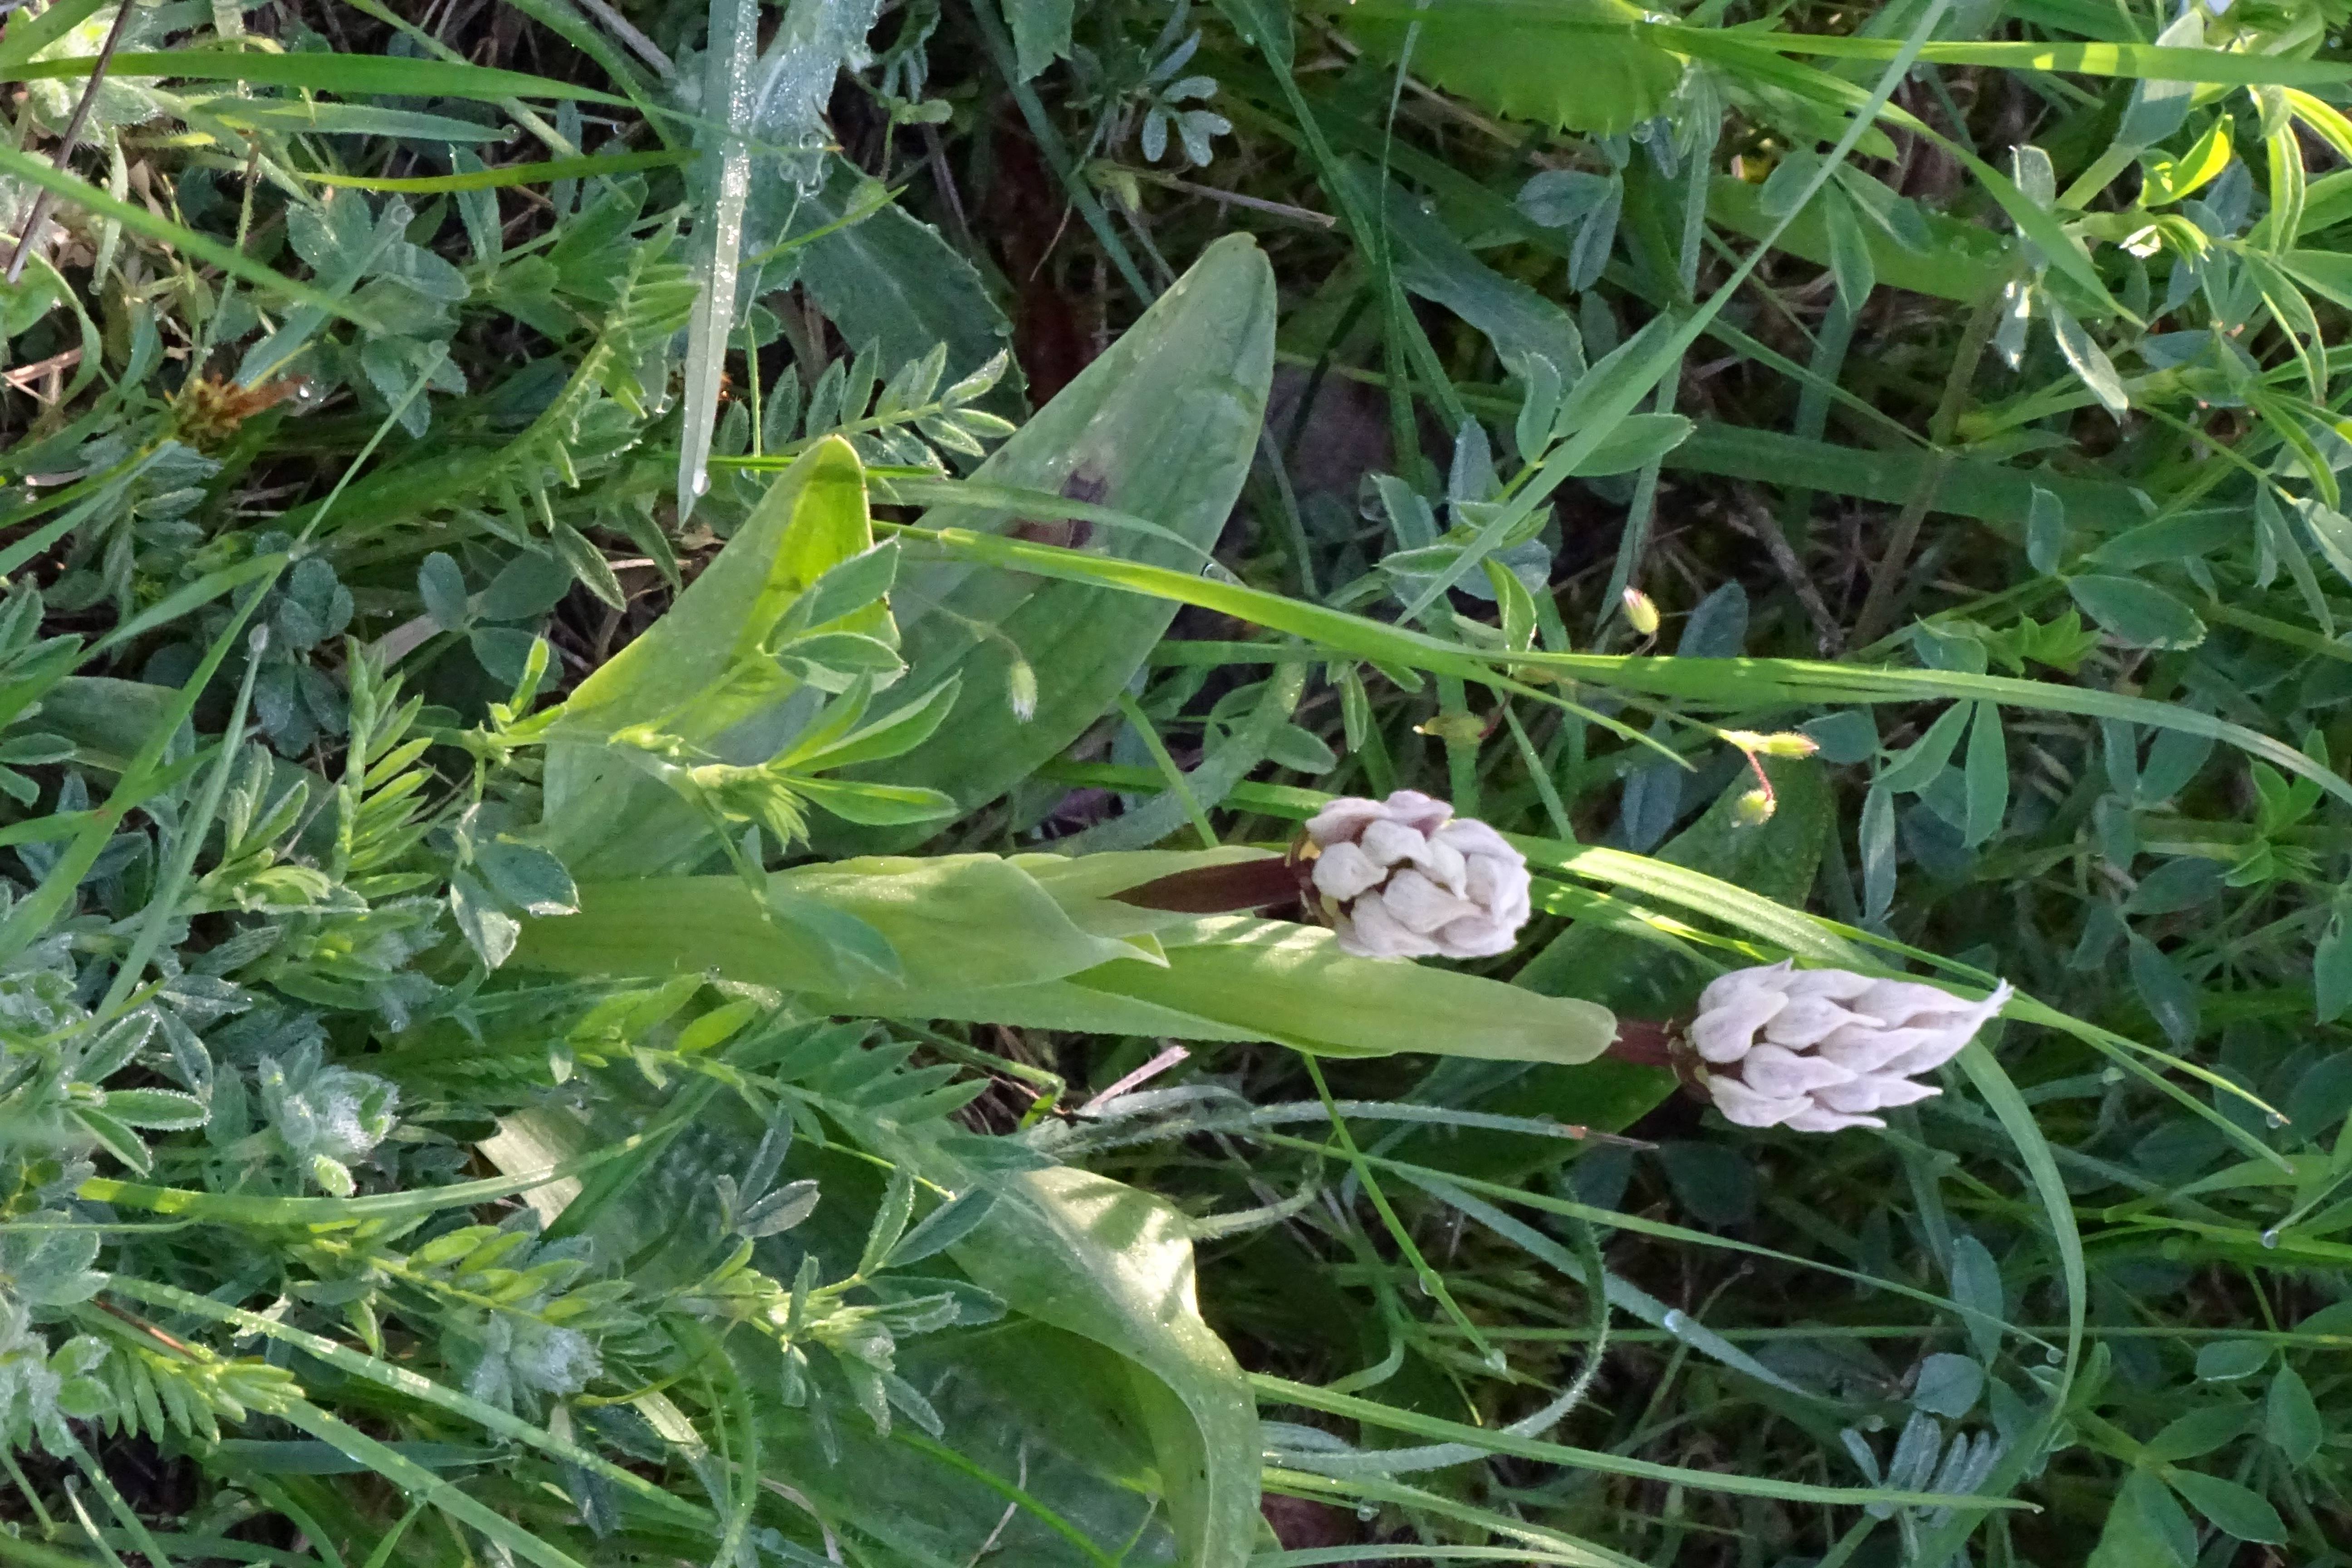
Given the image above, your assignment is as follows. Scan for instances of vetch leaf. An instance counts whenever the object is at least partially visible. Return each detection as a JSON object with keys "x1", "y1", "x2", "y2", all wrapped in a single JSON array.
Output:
[
  {"x1": 1963, "y1": 702, "x2": 2007, "y2": 847},
  {"x1": 474, "y1": 840, "x2": 580, "y2": 917},
  {"x1": 1264, "y1": 722, "x2": 1338, "y2": 774},
  {"x1": 96, "y1": 1088, "x2": 207, "y2": 1130},
  {"x1": 2296, "y1": 497, "x2": 2352, "y2": 590},
  {"x1": 1878, "y1": 703, "x2": 1970, "y2": 794},
  {"x1": 1823, "y1": 185, "x2": 1876, "y2": 304},
  {"x1": 2088, "y1": 1469, "x2": 2195, "y2": 1568},
  {"x1": 1948, "y1": 1233, "x2": 2005, "y2": 1361},
  {"x1": 2145, "y1": 113, "x2": 2234, "y2": 206},
  {"x1": 2026, "y1": 486, "x2": 2066, "y2": 574},
  {"x1": 70, "y1": 1107, "x2": 150, "y2": 1175},
  {"x1": 1911, "y1": 1353, "x2": 1984, "y2": 1418},
  {"x1": 451, "y1": 868, "x2": 521, "y2": 969},
  {"x1": 77, "y1": 1011, "x2": 157, "y2": 1084},
  {"x1": 2164, "y1": 1470, "x2": 2285, "y2": 1544},
  {"x1": 419, "y1": 552, "x2": 470, "y2": 632},
  {"x1": 763, "y1": 888, "x2": 903, "y2": 983},
  {"x1": 1566, "y1": 412, "x2": 1695, "y2": 476},
  {"x1": 1861, "y1": 783, "x2": 1896, "y2": 921},
  {"x1": 779, "y1": 678, "x2": 960, "y2": 772},
  {"x1": 1358, "y1": 161, "x2": 1587, "y2": 383},
  {"x1": 2143, "y1": 1403, "x2": 2254, "y2": 1462},
  {"x1": 784, "y1": 777, "x2": 961, "y2": 826},
  {"x1": 859, "y1": 1168, "x2": 917, "y2": 1275},
  {"x1": 2114, "y1": 7, "x2": 2205, "y2": 148},
  {"x1": 550, "y1": 520, "x2": 624, "y2": 611},
  {"x1": 1567, "y1": 176, "x2": 1622, "y2": 291},
  {"x1": 771, "y1": 539, "x2": 901, "y2": 641},
  {"x1": 737, "y1": 1178, "x2": 820, "y2": 1238},
  {"x1": 2127, "y1": 933, "x2": 2200, "y2": 1048},
  {"x1": 2123, "y1": 857, "x2": 2222, "y2": 916},
  {"x1": 1518, "y1": 168, "x2": 1615, "y2": 231},
  {"x1": 887, "y1": 1188, "x2": 997, "y2": 1266},
  {"x1": 2193, "y1": 1338, "x2": 2269, "y2": 1382},
  {"x1": 2068, "y1": 576, "x2": 2205, "y2": 649},
  {"x1": 2265, "y1": 1365, "x2": 2322, "y2": 1465},
  {"x1": 2047, "y1": 299, "x2": 2130, "y2": 416}
]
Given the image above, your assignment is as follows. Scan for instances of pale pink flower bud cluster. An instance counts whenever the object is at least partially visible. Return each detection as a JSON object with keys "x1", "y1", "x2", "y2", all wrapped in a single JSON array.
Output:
[
  {"x1": 1304, "y1": 790, "x2": 1532, "y2": 960},
  {"x1": 1690, "y1": 961, "x2": 2012, "y2": 1132}
]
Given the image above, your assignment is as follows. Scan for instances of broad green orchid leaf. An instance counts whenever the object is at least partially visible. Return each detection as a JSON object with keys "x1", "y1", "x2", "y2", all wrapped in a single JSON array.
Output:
[
  {"x1": 513, "y1": 850, "x2": 1617, "y2": 1065},
  {"x1": 815, "y1": 233, "x2": 1277, "y2": 852}
]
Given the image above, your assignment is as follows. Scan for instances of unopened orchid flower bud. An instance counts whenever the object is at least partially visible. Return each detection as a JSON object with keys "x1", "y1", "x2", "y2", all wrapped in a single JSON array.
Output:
[
  {"x1": 1303, "y1": 789, "x2": 1532, "y2": 960},
  {"x1": 1686, "y1": 960, "x2": 2011, "y2": 1132}
]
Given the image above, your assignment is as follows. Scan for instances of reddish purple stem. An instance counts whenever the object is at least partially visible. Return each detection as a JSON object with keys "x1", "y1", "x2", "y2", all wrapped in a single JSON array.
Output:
[{"x1": 1605, "y1": 1018, "x2": 1682, "y2": 1068}]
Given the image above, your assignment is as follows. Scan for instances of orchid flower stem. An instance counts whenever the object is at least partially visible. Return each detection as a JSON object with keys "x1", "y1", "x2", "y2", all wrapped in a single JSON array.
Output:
[
  {"x1": 1603, "y1": 1018, "x2": 1684, "y2": 1070},
  {"x1": 1112, "y1": 851, "x2": 1306, "y2": 914}
]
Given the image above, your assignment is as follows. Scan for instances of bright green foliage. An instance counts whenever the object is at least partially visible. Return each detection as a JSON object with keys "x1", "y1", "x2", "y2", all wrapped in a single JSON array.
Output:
[
  {"x1": 1340, "y1": 0, "x2": 1689, "y2": 136},
  {"x1": 821, "y1": 232, "x2": 1279, "y2": 851}
]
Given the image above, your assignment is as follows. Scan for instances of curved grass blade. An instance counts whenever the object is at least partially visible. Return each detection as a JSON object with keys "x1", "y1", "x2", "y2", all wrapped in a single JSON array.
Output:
[
  {"x1": 275, "y1": 1401, "x2": 591, "y2": 1568},
  {"x1": 1258, "y1": 1135, "x2": 2047, "y2": 1361},
  {"x1": 1270, "y1": 1467, "x2": 1637, "y2": 1568},
  {"x1": 898, "y1": 525, "x2": 2352, "y2": 808},
  {"x1": 0, "y1": 141, "x2": 379, "y2": 329},
  {"x1": 79, "y1": 1114, "x2": 688, "y2": 1226},
  {"x1": 1340, "y1": 5, "x2": 2352, "y2": 87},
  {"x1": 11, "y1": 50, "x2": 635, "y2": 104},
  {"x1": 1908, "y1": 1044, "x2": 2085, "y2": 1563},
  {"x1": 296, "y1": 150, "x2": 688, "y2": 192},
  {"x1": 0, "y1": 0, "x2": 105, "y2": 73},
  {"x1": 1255, "y1": 1376, "x2": 2031, "y2": 1510}
]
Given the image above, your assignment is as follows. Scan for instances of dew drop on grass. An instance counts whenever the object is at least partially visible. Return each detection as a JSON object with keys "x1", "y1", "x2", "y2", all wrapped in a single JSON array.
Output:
[
  {"x1": 2265, "y1": 1112, "x2": 2286, "y2": 1128},
  {"x1": 693, "y1": 470, "x2": 711, "y2": 497},
  {"x1": 1356, "y1": 1506, "x2": 1378, "y2": 1522},
  {"x1": 2261, "y1": 1229, "x2": 2281, "y2": 1249},
  {"x1": 1661, "y1": 1309, "x2": 1688, "y2": 1335},
  {"x1": 1482, "y1": 1348, "x2": 1507, "y2": 1374}
]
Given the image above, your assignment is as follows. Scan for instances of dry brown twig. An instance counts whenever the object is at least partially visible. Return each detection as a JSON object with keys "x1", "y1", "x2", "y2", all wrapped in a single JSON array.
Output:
[{"x1": 5, "y1": 0, "x2": 137, "y2": 284}]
